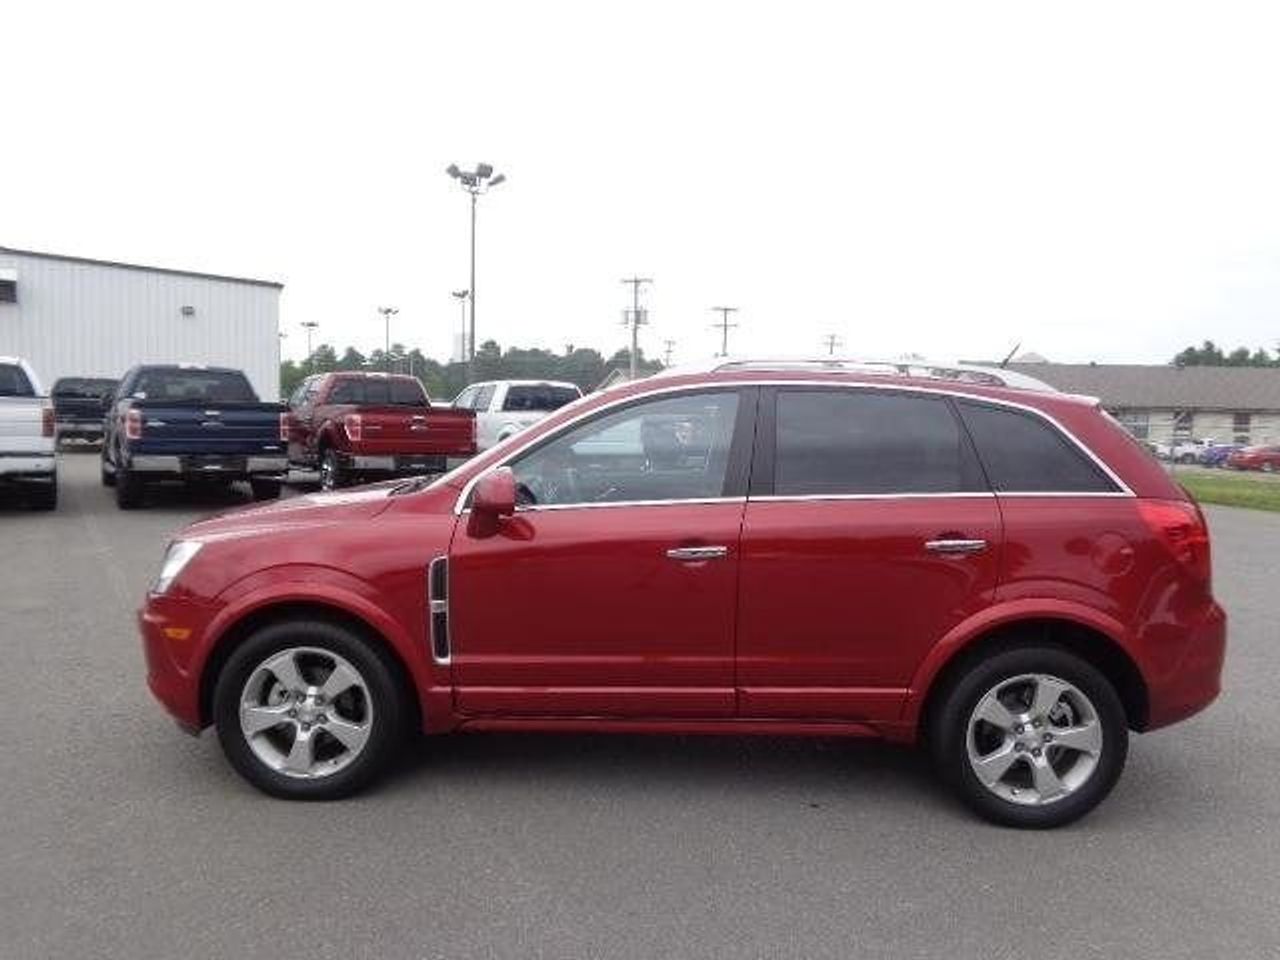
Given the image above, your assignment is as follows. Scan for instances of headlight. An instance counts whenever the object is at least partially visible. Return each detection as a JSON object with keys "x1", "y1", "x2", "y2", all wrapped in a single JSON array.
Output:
[{"x1": 153, "y1": 541, "x2": 203, "y2": 594}]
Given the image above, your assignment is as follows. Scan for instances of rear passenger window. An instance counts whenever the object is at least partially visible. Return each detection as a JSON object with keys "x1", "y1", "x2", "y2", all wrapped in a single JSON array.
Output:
[
  {"x1": 473, "y1": 385, "x2": 496, "y2": 412},
  {"x1": 329, "y1": 380, "x2": 363, "y2": 404},
  {"x1": 0, "y1": 364, "x2": 35, "y2": 397},
  {"x1": 957, "y1": 401, "x2": 1118, "y2": 493},
  {"x1": 389, "y1": 379, "x2": 428, "y2": 407},
  {"x1": 774, "y1": 390, "x2": 985, "y2": 495}
]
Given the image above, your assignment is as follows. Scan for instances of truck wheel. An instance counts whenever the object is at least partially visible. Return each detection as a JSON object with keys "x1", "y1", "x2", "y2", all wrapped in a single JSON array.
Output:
[
  {"x1": 212, "y1": 619, "x2": 409, "y2": 800},
  {"x1": 29, "y1": 478, "x2": 58, "y2": 511},
  {"x1": 250, "y1": 478, "x2": 283, "y2": 501},
  {"x1": 319, "y1": 449, "x2": 346, "y2": 491},
  {"x1": 929, "y1": 645, "x2": 1128, "y2": 829},
  {"x1": 101, "y1": 453, "x2": 116, "y2": 487},
  {"x1": 115, "y1": 467, "x2": 144, "y2": 509}
]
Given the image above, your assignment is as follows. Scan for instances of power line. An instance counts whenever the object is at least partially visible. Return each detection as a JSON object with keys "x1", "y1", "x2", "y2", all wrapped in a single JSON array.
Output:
[
  {"x1": 663, "y1": 339, "x2": 676, "y2": 367},
  {"x1": 620, "y1": 277, "x2": 653, "y2": 380},
  {"x1": 821, "y1": 333, "x2": 843, "y2": 356},
  {"x1": 711, "y1": 306, "x2": 739, "y2": 357}
]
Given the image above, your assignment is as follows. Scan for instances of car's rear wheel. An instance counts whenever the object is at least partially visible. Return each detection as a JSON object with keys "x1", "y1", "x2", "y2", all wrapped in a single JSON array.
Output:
[
  {"x1": 28, "y1": 477, "x2": 58, "y2": 511},
  {"x1": 213, "y1": 619, "x2": 408, "y2": 799},
  {"x1": 930, "y1": 646, "x2": 1128, "y2": 828},
  {"x1": 250, "y1": 478, "x2": 283, "y2": 501},
  {"x1": 115, "y1": 466, "x2": 143, "y2": 509},
  {"x1": 319, "y1": 448, "x2": 346, "y2": 491}
]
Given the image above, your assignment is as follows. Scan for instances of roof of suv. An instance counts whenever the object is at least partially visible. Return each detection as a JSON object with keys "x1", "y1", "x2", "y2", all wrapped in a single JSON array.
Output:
[{"x1": 654, "y1": 357, "x2": 1060, "y2": 393}]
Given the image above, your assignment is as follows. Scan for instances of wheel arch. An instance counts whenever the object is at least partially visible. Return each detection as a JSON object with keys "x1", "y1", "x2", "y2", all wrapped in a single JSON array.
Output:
[
  {"x1": 910, "y1": 615, "x2": 1150, "y2": 741},
  {"x1": 198, "y1": 599, "x2": 423, "y2": 732}
]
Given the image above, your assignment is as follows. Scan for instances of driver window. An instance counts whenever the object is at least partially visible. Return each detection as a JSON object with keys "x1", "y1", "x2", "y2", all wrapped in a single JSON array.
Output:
[{"x1": 509, "y1": 391, "x2": 740, "y2": 507}]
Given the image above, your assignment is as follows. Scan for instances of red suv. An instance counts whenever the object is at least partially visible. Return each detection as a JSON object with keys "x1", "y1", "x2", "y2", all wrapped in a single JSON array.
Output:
[{"x1": 140, "y1": 361, "x2": 1225, "y2": 827}]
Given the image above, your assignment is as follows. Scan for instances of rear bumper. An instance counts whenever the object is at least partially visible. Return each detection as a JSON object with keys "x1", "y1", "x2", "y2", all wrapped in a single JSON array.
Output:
[
  {"x1": 340, "y1": 452, "x2": 449, "y2": 474},
  {"x1": 1145, "y1": 601, "x2": 1227, "y2": 730},
  {"x1": 0, "y1": 453, "x2": 56, "y2": 477},
  {"x1": 129, "y1": 455, "x2": 288, "y2": 476},
  {"x1": 56, "y1": 421, "x2": 104, "y2": 439}
]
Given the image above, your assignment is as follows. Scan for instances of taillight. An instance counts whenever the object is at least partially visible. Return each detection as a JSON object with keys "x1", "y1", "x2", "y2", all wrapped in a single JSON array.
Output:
[
  {"x1": 344, "y1": 413, "x2": 362, "y2": 443},
  {"x1": 125, "y1": 409, "x2": 143, "y2": 441},
  {"x1": 1138, "y1": 499, "x2": 1211, "y2": 584},
  {"x1": 41, "y1": 406, "x2": 55, "y2": 438},
  {"x1": 279, "y1": 412, "x2": 291, "y2": 442}
]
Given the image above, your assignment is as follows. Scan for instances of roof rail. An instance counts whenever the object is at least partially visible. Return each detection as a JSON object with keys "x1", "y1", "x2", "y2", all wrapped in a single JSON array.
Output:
[{"x1": 700, "y1": 357, "x2": 1057, "y2": 392}]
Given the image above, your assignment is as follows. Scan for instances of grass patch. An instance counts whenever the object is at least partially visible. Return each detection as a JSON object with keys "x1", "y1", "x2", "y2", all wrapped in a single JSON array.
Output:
[{"x1": 1175, "y1": 471, "x2": 1280, "y2": 512}]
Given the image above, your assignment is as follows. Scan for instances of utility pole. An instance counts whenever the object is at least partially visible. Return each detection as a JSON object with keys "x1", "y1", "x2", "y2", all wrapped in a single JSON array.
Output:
[
  {"x1": 451, "y1": 290, "x2": 469, "y2": 361},
  {"x1": 378, "y1": 307, "x2": 399, "y2": 372},
  {"x1": 822, "y1": 333, "x2": 843, "y2": 356},
  {"x1": 446, "y1": 163, "x2": 506, "y2": 383},
  {"x1": 300, "y1": 321, "x2": 319, "y2": 365},
  {"x1": 711, "y1": 306, "x2": 739, "y2": 357},
  {"x1": 621, "y1": 276, "x2": 653, "y2": 380},
  {"x1": 663, "y1": 339, "x2": 676, "y2": 367}
]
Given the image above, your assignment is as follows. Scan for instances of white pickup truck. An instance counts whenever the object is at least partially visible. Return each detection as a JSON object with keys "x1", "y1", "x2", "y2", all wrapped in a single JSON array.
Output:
[
  {"x1": 0, "y1": 357, "x2": 58, "y2": 510},
  {"x1": 451, "y1": 379, "x2": 583, "y2": 451}
]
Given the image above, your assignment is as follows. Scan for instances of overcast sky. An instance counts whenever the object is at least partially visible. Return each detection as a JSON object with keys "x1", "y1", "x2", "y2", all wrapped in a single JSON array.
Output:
[{"x1": 4, "y1": 1, "x2": 1280, "y2": 367}]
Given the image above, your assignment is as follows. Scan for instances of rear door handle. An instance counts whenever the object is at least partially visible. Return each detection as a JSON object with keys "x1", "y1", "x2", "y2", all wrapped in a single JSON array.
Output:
[
  {"x1": 924, "y1": 538, "x2": 988, "y2": 555},
  {"x1": 666, "y1": 545, "x2": 729, "y2": 561}
]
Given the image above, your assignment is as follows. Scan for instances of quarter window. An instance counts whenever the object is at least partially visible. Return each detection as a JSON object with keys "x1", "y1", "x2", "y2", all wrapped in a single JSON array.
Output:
[
  {"x1": 473, "y1": 385, "x2": 497, "y2": 412},
  {"x1": 773, "y1": 390, "x2": 985, "y2": 495},
  {"x1": 957, "y1": 401, "x2": 1118, "y2": 493},
  {"x1": 510, "y1": 391, "x2": 741, "y2": 507}
]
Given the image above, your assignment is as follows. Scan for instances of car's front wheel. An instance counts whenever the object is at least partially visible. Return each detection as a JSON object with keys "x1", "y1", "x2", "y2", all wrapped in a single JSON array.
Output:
[
  {"x1": 930, "y1": 646, "x2": 1128, "y2": 828},
  {"x1": 213, "y1": 619, "x2": 409, "y2": 799}
]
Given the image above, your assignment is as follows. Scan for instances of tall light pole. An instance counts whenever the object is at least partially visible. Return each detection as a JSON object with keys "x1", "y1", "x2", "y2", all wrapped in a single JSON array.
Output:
[
  {"x1": 663, "y1": 339, "x2": 676, "y2": 367},
  {"x1": 451, "y1": 290, "x2": 469, "y2": 361},
  {"x1": 300, "y1": 321, "x2": 319, "y2": 365},
  {"x1": 446, "y1": 163, "x2": 506, "y2": 383},
  {"x1": 378, "y1": 306, "x2": 399, "y2": 371},
  {"x1": 620, "y1": 277, "x2": 652, "y2": 380},
  {"x1": 711, "y1": 306, "x2": 739, "y2": 357},
  {"x1": 822, "y1": 333, "x2": 843, "y2": 356}
]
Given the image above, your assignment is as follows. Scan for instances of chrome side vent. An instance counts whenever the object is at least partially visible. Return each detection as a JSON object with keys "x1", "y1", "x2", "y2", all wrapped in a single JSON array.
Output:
[{"x1": 428, "y1": 556, "x2": 450, "y2": 664}]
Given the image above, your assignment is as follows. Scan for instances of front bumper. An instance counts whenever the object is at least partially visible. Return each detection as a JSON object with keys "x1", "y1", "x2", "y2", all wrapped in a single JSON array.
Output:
[
  {"x1": 1145, "y1": 601, "x2": 1227, "y2": 730},
  {"x1": 139, "y1": 595, "x2": 218, "y2": 730}
]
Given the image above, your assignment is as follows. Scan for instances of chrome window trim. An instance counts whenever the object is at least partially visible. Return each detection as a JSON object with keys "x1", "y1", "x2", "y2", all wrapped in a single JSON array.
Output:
[
  {"x1": 451, "y1": 379, "x2": 1134, "y2": 514},
  {"x1": 514, "y1": 496, "x2": 746, "y2": 514},
  {"x1": 749, "y1": 492, "x2": 996, "y2": 502}
]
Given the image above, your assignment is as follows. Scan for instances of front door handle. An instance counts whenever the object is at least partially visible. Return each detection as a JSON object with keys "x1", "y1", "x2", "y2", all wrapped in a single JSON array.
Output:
[
  {"x1": 924, "y1": 538, "x2": 988, "y2": 555},
  {"x1": 666, "y1": 545, "x2": 729, "y2": 561}
]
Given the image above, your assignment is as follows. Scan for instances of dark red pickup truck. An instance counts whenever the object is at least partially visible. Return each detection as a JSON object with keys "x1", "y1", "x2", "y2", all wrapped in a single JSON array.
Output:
[{"x1": 286, "y1": 372, "x2": 476, "y2": 489}]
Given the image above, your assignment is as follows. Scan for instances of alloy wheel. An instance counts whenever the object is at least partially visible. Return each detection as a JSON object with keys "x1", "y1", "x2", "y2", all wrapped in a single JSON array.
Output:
[
  {"x1": 965, "y1": 673, "x2": 1103, "y2": 806},
  {"x1": 239, "y1": 646, "x2": 373, "y2": 779}
]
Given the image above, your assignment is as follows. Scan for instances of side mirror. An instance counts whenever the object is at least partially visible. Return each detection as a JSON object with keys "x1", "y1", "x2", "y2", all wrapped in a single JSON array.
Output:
[{"x1": 468, "y1": 467, "x2": 516, "y2": 537}]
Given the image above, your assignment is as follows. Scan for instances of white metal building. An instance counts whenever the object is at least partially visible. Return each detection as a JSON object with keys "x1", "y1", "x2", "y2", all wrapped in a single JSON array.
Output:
[{"x1": 0, "y1": 246, "x2": 283, "y2": 399}]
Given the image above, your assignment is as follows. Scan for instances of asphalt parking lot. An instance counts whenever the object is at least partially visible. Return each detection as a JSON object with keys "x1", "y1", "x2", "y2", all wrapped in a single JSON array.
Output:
[{"x1": 2, "y1": 453, "x2": 1278, "y2": 960}]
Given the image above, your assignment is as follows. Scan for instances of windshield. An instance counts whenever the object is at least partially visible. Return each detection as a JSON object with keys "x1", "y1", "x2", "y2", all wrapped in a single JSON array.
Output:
[
  {"x1": 53, "y1": 377, "x2": 118, "y2": 397},
  {"x1": 132, "y1": 369, "x2": 258, "y2": 403}
]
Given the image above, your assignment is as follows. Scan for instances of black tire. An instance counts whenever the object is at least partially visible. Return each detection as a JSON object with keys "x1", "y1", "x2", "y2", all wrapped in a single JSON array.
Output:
[
  {"x1": 115, "y1": 466, "x2": 144, "y2": 509},
  {"x1": 101, "y1": 454, "x2": 116, "y2": 487},
  {"x1": 319, "y1": 448, "x2": 346, "y2": 491},
  {"x1": 28, "y1": 478, "x2": 58, "y2": 511},
  {"x1": 213, "y1": 619, "x2": 409, "y2": 800},
  {"x1": 929, "y1": 645, "x2": 1128, "y2": 829},
  {"x1": 249, "y1": 478, "x2": 283, "y2": 501}
]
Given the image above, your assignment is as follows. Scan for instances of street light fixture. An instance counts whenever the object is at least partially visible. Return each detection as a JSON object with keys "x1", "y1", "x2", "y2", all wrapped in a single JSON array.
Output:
[
  {"x1": 300, "y1": 321, "x2": 319, "y2": 364},
  {"x1": 378, "y1": 306, "x2": 399, "y2": 372},
  {"x1": 446, "y1": 162, "x2": 506, "y2": 382}
]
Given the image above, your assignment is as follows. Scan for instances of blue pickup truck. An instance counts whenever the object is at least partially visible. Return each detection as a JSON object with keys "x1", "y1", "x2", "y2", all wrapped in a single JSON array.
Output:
[{"x1": 101, "y1": 365, "x2": 289, "y2": 509}]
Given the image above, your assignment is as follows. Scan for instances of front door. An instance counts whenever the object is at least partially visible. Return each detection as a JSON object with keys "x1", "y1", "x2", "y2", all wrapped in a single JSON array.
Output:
[
  {"x1": 736, "y1": 386, "x2": 1002, "y2": 722},
  {"x1": 449, "y1": 388, "x2": 756, "y2": 718}
]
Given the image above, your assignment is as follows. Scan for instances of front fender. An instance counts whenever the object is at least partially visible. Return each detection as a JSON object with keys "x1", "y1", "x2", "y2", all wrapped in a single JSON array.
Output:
[{"x1": 899, "y1": 597, "x2": 1134, "y2": 727}]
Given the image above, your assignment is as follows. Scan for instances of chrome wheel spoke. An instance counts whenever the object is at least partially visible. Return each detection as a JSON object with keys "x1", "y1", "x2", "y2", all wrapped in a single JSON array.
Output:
[
  {"x1": 320, "y1": 662, "x2": 362, "y2": 702},
  {"x1": 1030, "y1": 676, "x2": 1070, "y2": 719},
  {"x1": 283, "y1": 727, "x2": 316, "y2": 774},
  {"x1": 324, "y1": 716, "x2": 370, "y2": 753},
  {"x1": 264, "y1": 650, "x2": 306, "y2": 693},
  {"x1": 241, "y1": 702, "x2": 293, "y2": 736},
  {"x1": 974, "y1": 696, "x2": 1017, "y2": 732},
  {"x1": 1031, "y1": 756, "x2": 1066, "y2": 800},
  {"x1": 971, "y1": 743, "x2": 1019, "y2": 786},
  {"x1": 1052, "y1": 721, "x2": 1102, "y2": 755}
]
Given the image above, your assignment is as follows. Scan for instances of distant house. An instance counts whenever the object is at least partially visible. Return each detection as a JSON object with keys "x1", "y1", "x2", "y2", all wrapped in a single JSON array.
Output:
[{"x1": 1006, "y1": 362, "x2": 1280, "y2": 446}]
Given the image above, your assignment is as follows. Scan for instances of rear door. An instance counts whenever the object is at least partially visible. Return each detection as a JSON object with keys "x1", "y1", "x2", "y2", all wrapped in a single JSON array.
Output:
[{"x1": 735, "y1": 386, "x2": 1002, "y2": 722}]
